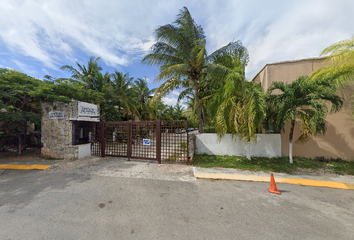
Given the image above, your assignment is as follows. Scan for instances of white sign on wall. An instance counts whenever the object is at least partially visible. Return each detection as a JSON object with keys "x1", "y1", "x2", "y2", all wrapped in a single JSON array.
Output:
[
  {"x1": 143, "y1": 139, "x2": 150, "y2": 145},
  {"x1": 78, "y1": 102, "x2": 98, "y2": 117},
  {"x1": 49, "y1": 111, "x2": 65, "y2": 119}
]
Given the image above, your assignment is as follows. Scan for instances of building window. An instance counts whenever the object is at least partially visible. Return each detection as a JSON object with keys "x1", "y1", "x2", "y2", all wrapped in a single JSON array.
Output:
[{"x1": 72, "y1": 121, "x2": 97, "y2": 145}]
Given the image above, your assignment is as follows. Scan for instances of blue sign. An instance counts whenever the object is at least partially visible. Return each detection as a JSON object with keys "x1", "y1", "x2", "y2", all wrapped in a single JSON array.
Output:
[{"x1": 143, "y1": 139, "x2": 150, "y2": 145}]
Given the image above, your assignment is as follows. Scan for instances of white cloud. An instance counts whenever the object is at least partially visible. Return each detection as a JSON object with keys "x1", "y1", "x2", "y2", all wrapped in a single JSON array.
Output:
[
  {"x1": 41, "y1": 68, "x2": 49, "y2": 75},
  {"x1": 162, "y1": 93, "x2": 185, "y2": 106},
  {"x1": 162, "y1": 96, "x2": 178, "y2": 106},
  {"x1": 11, "y1": 60, "x2": 38, "y2": 75},
  {"x1": 0, "y1": 0, "x2": 353, "y2": 81},
  {"x1": 171, "y1": 91, "x2": 180, "y2": 96}
]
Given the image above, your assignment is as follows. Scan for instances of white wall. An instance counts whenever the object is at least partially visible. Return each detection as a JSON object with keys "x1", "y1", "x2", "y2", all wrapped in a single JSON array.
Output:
[
  {"x1": 195, "y1": 134, "x2": 281, "y2": 158},
  {"x1": 78, "y1": 143, "x2": 91, "y2": 159}
]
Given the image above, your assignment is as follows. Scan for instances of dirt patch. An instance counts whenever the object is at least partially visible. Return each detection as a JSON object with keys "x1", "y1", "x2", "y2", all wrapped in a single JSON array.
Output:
[
  {"x1": 0, "y1": 148, "x2": 56, "y2": 161},
  {"x1": 293, "y1": 167, "x2": 336, "y2": 175}
]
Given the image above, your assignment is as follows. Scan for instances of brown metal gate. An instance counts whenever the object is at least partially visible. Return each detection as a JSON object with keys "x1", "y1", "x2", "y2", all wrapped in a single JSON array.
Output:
[{"x1": 90, "y1": 120, "x2": 188, "y2": 164}]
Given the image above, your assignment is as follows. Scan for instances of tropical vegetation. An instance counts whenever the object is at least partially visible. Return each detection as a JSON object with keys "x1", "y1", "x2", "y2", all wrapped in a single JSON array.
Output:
[
  {"x1": 142, "y1": 7, "x2": 253, "y2": 133},
  {"x1": 2, "y1": 7, "x2": 351, "y2": 166},
  {"x1": 311, "y1": 34, "x2": 354, "y2": 117},
  {"x1": 266, "y1": 76, "x2": 343, "y2": 164}
]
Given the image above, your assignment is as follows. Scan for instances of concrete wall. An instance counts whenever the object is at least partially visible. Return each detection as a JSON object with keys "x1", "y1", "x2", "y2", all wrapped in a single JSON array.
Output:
[
  {"x1": 253, "y1": 57, "x2": 354, "y2": 161},
  {"x1": 78, "y1": 143, "x2": 91, "y2": 159},
  {"x1": 195, "y1": 133, "x2": 281, "y2": 158}
]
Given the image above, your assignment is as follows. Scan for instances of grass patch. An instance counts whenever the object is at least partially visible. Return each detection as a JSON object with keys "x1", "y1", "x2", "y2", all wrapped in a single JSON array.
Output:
[
  {"x1": 165, "y1": 141, "x2": 187, "y2": 162},
  {"x1": 165, "y1": 152, "x2": 182, "y2": 162},
  {"x1": 192, "y1": 154, "x2": 354, "y2": 175},
  {"x1": 178, "y1": 141, "x2": 187, "y2": 150}
]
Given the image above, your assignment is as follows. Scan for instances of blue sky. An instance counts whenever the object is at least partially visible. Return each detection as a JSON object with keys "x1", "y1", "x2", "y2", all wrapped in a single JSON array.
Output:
[{"x1": 1, "y1": 0, "x2": 354, "y2": 106}]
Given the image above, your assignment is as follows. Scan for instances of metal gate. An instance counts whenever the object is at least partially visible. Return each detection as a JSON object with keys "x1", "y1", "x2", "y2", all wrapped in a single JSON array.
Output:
[{"x1": 90, "y1": 120, "x2": 188, "y2": 164}]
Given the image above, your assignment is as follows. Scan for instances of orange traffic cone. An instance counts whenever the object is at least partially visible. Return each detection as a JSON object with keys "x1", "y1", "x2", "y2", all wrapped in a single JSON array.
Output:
[{"x1": 268, "y1": 173, "x2": 281, "y2": 195}]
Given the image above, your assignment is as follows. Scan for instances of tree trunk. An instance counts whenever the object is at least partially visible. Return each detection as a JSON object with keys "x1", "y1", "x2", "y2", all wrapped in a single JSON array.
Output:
[
  {"x1": 247, "y1": 140, "x2": 251, "y2": 160},
  {"x1": 289, "y1": 119, "x2": 295, "y2": 164},
  {"x1": 193, "y1": 78, "x2": 203, "y2": 133},
  {"x1": 100, "y1": 103, "x2": 104, "y2": 117},
  {"x1": 18, "y1": 133, "x2": 22, "y2": 155}
]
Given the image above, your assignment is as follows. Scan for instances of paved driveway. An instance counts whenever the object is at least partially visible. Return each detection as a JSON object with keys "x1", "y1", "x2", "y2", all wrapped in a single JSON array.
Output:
[{"x1": 0, "y1": 158, "x2": 353, "y2": 239}]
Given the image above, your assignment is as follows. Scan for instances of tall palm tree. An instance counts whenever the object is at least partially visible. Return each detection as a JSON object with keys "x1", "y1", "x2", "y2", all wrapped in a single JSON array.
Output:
[
  {"x1": 61, "y1": 56, "x2": 102, "y2": 86},
  {"x1": 61, "y1": 57, "x2": 116, "y2": 115},
  {"x1": 132, "y1": 77, "x2": 156, "y2": 120},
  {"x1": 142, "y1": 7, "x2": 242, "y2": 132},
  {"x1": 141, "y1": 7, "x2": 205, "y2": 130},
  {"x1": 111, "y1": 71, "x2": 138, "y2": 117},
  {"x1": 268, "y1": 76, "x2": 343, "y2": 164}
]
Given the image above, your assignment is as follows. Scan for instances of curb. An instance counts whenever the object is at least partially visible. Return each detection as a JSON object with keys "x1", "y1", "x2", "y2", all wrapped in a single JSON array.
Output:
[
  {"x1": 194, "y1": 172, "x2": 354, "y2": 190},
  {"x1": 0, "y1": 164, "x2": 52, "y2": 170}
]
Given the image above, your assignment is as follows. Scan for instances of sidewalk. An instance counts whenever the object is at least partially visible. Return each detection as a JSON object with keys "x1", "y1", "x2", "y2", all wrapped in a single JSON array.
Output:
[{"x1": 194, "y1": 167, "x2": 354, "y2": 190}]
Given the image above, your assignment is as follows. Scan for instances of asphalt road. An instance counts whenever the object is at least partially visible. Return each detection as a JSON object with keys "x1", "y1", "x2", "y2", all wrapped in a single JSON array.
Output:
[{"x1": 0, "y1": 158, "x2": 353, "y2": 240}]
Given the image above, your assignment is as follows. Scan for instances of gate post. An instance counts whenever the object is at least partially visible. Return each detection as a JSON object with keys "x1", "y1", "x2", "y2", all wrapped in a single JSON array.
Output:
[
  {"x1": 127, "y1": 122, "x2": 132, "y2": 160},
  {"x1": 156, "y1": 120, "x2": 161, "y2": 164},
  {"x1": 100, "y1": 117, "x2": 105, "y2": 157}
]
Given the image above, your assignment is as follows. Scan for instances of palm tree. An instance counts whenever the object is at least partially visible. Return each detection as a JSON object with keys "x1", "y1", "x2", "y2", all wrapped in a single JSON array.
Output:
[
  {"x1": 207, "y1": 42, "x2": 264, "y2": 144},
  {"x1": 132, "y1": 77, "x2": 156, "y2": 120},
  {"x1": 211, "y1": 66, "x2": 267, "y2": 161},
  {"x1": 94, "y1": 71, "x2": 113, "y2": 115},
  {"x1": 111, "y1": 71, "x2": 138, "y2": 118},
  {"x1": 173, "y1": 103, "x2": 186, "y2": 120},
  {"x1": 61, "y1": 56, "x2": 102, "y2": 86},
  {"x1": 149, "y1": 99, "x2": 168, "y2": 121},
  {"x1": 142, "y1": 7, "x2": 243, "y2": 132},
  {"x1": 311, "y1": 35, "x2": 354, "y2": 87},
  {"x1": 164, "y1": 106, "x2": 175, "y2": 120},
  {"x1": 267, "y1": 76, "x2": 343, "y2": 164},
  {"x1": 141, "y1": 7, "x2": 205, "y2": 131}
]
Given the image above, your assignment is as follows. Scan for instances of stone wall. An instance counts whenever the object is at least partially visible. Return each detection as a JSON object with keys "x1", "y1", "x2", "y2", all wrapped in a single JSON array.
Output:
[
  {"x1": 188, "y1": 132, "x2": 196, "y2": 161},
  {"x1": 41, "y1": 100, "x2": 99, "y2": 160},
  {"x1": 41, "y1": 101, "x2": 78, "y2": 159}
]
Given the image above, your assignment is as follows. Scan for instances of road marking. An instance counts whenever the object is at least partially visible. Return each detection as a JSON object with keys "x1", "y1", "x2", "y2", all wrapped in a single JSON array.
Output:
[
  {"x1": 0, "y1": 164, "x2": 51, "y2": 170},
  {"x1": 195, "y1": 173, "x2": 351, "y2": 190}
]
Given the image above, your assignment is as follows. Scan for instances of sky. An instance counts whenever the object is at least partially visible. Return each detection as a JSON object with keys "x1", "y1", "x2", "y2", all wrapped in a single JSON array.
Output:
[{"x1": 1, "y1": 0, "x2": 354, "y2": 106}]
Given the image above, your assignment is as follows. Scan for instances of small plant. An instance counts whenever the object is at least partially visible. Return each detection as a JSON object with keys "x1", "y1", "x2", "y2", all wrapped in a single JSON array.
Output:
[
  {"x1": 202, "y1": 126, "x2": 216, "y2": 133},
  {"x1": 178, "y1": 141, "x2": 187, "y2": 151}
]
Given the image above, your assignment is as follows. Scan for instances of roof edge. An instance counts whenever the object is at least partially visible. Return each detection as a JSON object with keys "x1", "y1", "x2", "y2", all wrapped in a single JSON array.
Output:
[{"x1": 251, "y1": 56, "x2": 328, "y2": 82}]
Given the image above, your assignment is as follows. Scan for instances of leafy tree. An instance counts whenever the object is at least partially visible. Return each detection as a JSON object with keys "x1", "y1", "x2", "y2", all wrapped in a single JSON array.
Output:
[
  {"x1": 0, "y1": 69, "x2": 71, "y2": 153},
  {"x1": 45, "y1": 77, "x2": 104, "y2": 104},
  {"x1": 102, "y1": 105, "x2": 122, "y2": 122},
  {"x1": 267, "y1": 76, "x2": 343, "y2": 164}
]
